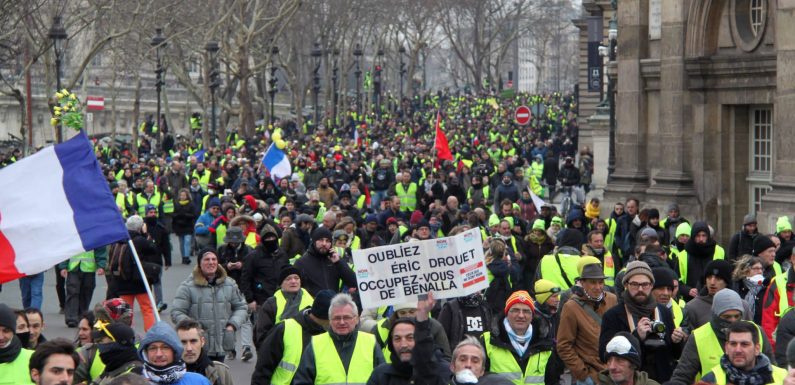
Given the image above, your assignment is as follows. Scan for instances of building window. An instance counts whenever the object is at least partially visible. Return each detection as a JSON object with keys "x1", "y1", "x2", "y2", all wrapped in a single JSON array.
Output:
[
  {"x1": 750, "y1": 0, "x2": 764, "y2": 36},
  {"x1": 751, "y1": 107, "x2": 772, "y2": 172},
  {"x1": 748, "y1": 106, "x2": 773, "y2": 213}
]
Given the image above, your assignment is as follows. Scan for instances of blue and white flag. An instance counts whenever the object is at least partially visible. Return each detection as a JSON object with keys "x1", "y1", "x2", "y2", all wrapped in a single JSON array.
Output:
[
  {"x1": 261, "y1": 143, "x2": 291, "y2": 179},
  {"x1": 0, "y1": 133, "x2": 129, "y2": 283}
]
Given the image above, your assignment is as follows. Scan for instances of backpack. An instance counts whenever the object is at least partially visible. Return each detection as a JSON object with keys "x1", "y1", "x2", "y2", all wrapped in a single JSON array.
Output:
[{"x1": 107, "y1": 243, "x2": 130, "y2": 280}]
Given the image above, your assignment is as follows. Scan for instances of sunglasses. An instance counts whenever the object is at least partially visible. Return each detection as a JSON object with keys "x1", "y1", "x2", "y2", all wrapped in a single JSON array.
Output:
[{"x1": 536, "y1": 287, "x2": 562, "y2": 295}]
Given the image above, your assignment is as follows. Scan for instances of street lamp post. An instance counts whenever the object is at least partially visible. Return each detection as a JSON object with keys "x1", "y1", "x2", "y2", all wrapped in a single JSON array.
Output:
[
  {"x1": 150, "y1": 28, "x2": 166, "y2": 153},
  {"x1": 205, "y1": 41, "x2": 220, "y2": 147},
  {"x1": 607, "y1": 18, "x2": 618, "y2": 179},
  {"x1": 311, "y1": 42, "x2": 322, "y2": 130},
  {"x1": 49, "y1": 16, "x2": 67, "y2": 143},
  {"x1": 332, "y1": 48, "x2": 339, "y2": 125},
  {"x1": 269, "y1": 45, "x2": 279, "y2": 128},
  {"x1": 398, "y1": 46, "x2": 406, "y2": 106},
  {"x1": 353, "y1": 43, "x2": 362, "y2": 117},
  {"x1": 374, "y1": 47, "x2": 383, "y2": 121}
]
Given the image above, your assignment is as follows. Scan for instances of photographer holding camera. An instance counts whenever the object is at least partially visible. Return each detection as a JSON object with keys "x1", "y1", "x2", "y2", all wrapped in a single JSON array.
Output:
[{"x1": 597, "y1": 261, "x2": 682, "y2": 383}]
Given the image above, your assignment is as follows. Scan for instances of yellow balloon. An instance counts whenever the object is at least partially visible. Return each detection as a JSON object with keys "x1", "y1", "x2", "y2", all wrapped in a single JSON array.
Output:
[
  {"x1": 272, "y1": 132, "x2": 282, "y2": 142},
  {"x1": 276, "y1": 140, "x2": 287, "y2": 149}
]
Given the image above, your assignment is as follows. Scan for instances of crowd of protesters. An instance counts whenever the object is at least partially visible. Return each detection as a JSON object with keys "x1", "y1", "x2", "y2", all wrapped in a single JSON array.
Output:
[{"x1": 3, "y1": 90, "x2": 795, "y2": 385}]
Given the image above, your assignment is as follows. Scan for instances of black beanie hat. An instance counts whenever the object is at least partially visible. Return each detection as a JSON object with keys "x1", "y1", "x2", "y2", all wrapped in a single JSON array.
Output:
[
  {"x1": 197, "y1": 247, "x2": 217, "y2": 265},
  {"x1": 752, "y1": 235, "x2": 776, "y2": 256},
  {"x1": 647, "y1": 208, "x2": 660, "y2": 220},
  {"x1": 279, "y1": 265, "x2": 301, "y2": 284},
  {"x1": 0, "y1": 304, "x2": 16, "y2": 331},
  {"x1": 311, "y1": 227, "x2": 333, "y2": 243},
  {"x1": 702, "y1": 259, "x2": 733, "y2": 285},
  {"x1": 311, "y1": 290, "x2": 335, "y2": 320},
  {"x1": 652, "y1": 267, "x2": 676, "y2": 289}
]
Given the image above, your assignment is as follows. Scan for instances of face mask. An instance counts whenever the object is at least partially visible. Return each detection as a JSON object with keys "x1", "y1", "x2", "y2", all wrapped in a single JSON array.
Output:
[
  {"x1": 430, "y1": 223, "x2": 441, "y2": 232},
  {"x1": 263, "y1": 239, "x2": 278, "y2": 251},
  {"x1": 208, "y1": 189, "x2": 216, "y2": 195},
  {"x1": 455, "y1": 369, "x2": 479, "y2": 384}
]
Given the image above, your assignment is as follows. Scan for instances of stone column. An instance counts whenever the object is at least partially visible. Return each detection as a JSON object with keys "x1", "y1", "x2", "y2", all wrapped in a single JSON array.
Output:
[
  {"x1": 604, "y1": 0, "x2": 649, "y2": 198},
  {"x1": 758, "y1": 1, "x2": 795, "y2": 229},
  {"x1": 647, "y1": 0, "x2": 697, "y2": 200}
]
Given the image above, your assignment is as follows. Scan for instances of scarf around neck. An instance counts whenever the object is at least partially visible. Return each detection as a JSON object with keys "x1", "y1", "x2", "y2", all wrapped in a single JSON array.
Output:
[
  {"x1": 0, "y1": 335, "x2": 22, "y2": 364},
  {"x1": 503, "y1": 318, "x2": 533, "y2": 357},
  {"x1": 720, "y1": 353, "x2": 773, "y2": 385},
  {"x1": 622, "y1": 290, "x2": 657, "y2": 319},
  {"x1": 143, "y1": 360, "x2": 187, "y2": 384},
  {"x1": 185, "y1": 349, "x2": 212, "y2": 375}
]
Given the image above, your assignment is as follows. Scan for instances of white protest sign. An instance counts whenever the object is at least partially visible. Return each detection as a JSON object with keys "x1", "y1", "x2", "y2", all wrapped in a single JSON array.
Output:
[{"x1": 352, "y1": 227, "x2": 489, "y2": 310}]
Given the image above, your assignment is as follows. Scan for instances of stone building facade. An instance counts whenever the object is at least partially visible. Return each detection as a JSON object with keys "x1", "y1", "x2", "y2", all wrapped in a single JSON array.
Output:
[{"x1": 590, "y1": 0, "x2": 794, "y2": 243}]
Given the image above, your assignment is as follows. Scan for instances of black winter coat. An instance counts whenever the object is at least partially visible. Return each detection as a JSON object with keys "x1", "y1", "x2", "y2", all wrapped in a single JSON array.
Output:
[
  {"x1": 293, "y1": 244, "x2": 357, "y2": 296},
  {"x1": 240, "y1": 244, "x2": 289, "y2": 304},
  {"x1": 172, "y1": 201, "x2": 197, "y2": 236}
]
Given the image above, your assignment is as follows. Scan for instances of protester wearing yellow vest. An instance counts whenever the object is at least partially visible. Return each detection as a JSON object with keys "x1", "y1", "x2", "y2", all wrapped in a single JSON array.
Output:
[
  {"x1": 668, "y1": 289, "x2": 774, "y2": 385},
  {"x1": 251, "y1": 290, "x2": 333, "y2": 385},
  {"x1": 676, "y1": 221, "x2": 725, "y2": 301},
  {"x1": 0, "y1": 304, "x2": 34, "y2": 385},
  {"x1": 292, "y1": 293, "x2": 384, "y2": 385},
  {"x1": 482, "y1": 291, "x2": 553, "y2": 385},
  {"x1": 650, "y1": 267, "x2": 688, "y2": 331},
  {"x1": 700, "y1": 320, "x2": 787, "y2": 385},
  {"x1": 760, "y1": 237, "x2": 794, "y2": 344},
  {"x1": 58, "y1": 248, "x2": 107, "y2": 327},
  {"x1": 394, "y1": 174, "x2": 418, "y2": 213},
  {"x1": 254, "y1": 265, "x2": 314, "y2": 348},
  {"x1": 536, "y1": 242, "x2": 582, "y2": 290},
  {"x1": 598, "y1": 332, "x2": 660, "y2": 385}
]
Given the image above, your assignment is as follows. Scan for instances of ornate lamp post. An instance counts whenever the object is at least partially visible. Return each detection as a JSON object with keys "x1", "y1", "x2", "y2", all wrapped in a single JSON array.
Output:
[
  {"x1": 331, "y1": 48, "x2": 339, "y2": 125},
  {"x1": 353, "y1": 43, "x2": 363, "y2": 117},
  {"x1": 49, "y1": 16, "x2": 67, "y2": 143},
  {"x1": 150, "y1": 28, "x2": 166, "y2": 152},
  {"x1": 311, "y1": 42, "x2": 322, "y2": 129},
  {"x1": 269, "y1": 45, "x2": 279, "y2": 127},
  {"x1": 374, "y1": 47, "x2": 384, "y2": 120},
  {"x1": 398, "y1": 46, "x2": 406, "y2": 104},
  {"x1": 205, "y1": 41, "x2": 220, "y2": 146},
  {"x1": 607, "y1": 18, "x2": 618, "y2": 179}
]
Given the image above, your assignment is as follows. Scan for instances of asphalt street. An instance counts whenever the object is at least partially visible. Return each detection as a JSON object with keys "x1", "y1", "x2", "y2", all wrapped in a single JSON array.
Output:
[{"x1": 0, "y1": 235, "x2": 257, "y2": 385}]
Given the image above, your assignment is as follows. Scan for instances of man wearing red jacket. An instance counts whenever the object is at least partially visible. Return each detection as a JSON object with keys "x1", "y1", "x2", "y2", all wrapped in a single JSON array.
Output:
[{"x1": 761, "y1": 245, "x2": 795, "y2": 345}]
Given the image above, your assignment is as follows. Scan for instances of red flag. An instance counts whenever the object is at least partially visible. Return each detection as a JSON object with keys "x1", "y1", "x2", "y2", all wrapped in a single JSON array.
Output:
[{"x1": 434, "y1": 110, "x2": 453, "y2": 162}]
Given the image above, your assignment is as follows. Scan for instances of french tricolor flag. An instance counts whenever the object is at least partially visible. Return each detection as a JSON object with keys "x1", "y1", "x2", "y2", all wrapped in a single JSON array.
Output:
[{"x1": 0, "y1": 133, "x2": 129, "y2": 283}]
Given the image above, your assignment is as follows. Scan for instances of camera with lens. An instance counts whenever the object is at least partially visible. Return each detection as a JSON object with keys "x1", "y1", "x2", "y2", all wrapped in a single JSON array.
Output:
[
  {"x1": 650, "y1": 321, "x2": 666, "y2": 334},
  {"x1": 643, "y1": 321, "x2": 667, "y2": 348}
]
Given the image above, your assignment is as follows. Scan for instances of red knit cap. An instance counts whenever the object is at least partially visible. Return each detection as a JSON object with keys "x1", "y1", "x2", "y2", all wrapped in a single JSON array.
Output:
[{"x1": 504, "y1": 290, "x2": 536, "y2": 315}]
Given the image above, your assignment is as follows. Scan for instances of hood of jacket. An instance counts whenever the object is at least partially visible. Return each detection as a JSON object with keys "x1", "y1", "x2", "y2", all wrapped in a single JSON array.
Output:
[
  {"x1": 566, "y1": 209, "x2": 585, "y2": 227},
  {"x1": 191, "y1": 264, "x2": 228, "y2": 286}
]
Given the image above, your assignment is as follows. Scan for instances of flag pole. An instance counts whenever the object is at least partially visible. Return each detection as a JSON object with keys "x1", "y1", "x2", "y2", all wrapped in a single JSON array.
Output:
[{"x1": 126, "y1": 239, "x2": 161, "y2": 323}]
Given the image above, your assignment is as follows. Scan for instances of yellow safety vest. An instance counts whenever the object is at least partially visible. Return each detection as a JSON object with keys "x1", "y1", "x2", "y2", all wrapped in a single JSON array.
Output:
[
  {"x1": 0, "y1": 348, "x2": 34, "y2": 385},
  {"x1": 538, "y1": 253, "x2": 581, "y2": 290},
  {"x1": 312, "y1": 332, "x2": 376, "y2": 385},
  {"x1": 162, "y1": 195, "x2": 174, "y2": 214},
  {"x1": 674, "y1": 245, "x2": 725, "y2": 285},
  {"x1": 115, "y1": 192, "x2": 128, "y2": 217},
  {"x1": 375, "y1": 318, "x2": 392, "y2": 364},
  {"x1": 395, "y1": 183, "x2": 417, "y2": 212},
  {"x1": 193, "y1": 169, "x2": 211, "y2": 190},
  {"x1": 68, "y1": 250, "x2": 97, "y2": 273},
  {"x1": 530, "y1": 162, "x2": 543, "y2": 179},
  {"x1": 706, "y1": 363, "x2": 787, "y2": 385},
  {"x1": 693, "y1": 322, "x2": 764, "y2": 381},
  {"x1": 482, "y1": 332, "x2": 550, "y2": 385},
  {"x1": 271, "y1": 318, "x2": 303, "y2": 385},
  {"x1": 274, "y1": 289, "x2": 314, "y2": 323},
  {"x1": 603, "y1": 251, "x2": 615, "y2": 287},
  {"x1": 604, "y1": 218, "x2": 618, "y2": 255},
  {"x1": 135, "y1": 192, "x2": 161, "y2": 216},
  {"x1": 772, "y1": 263, "x2": 790, "y2": 317},
  {"x1": 351, "y1": 236, "x2": 361, "y2": 251},
  {"x1": 672, "y1": 301, "x2": 684, "y2": 328}
]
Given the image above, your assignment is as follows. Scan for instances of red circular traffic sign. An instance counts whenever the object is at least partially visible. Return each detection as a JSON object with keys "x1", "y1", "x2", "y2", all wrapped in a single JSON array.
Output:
[{"x1": 515, "y1": 105, "x2": 531, "y2": 125}]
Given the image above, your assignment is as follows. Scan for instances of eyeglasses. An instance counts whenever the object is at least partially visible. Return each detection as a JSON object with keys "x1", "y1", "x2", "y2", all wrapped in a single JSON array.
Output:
[
  {"x1": 331, "y1": 315, "x2": 357, "y2": 323},
  {"x1": 626, "y1": 282, "x2": 653, "y2": 289},
  {"x1": 508, "y1": 308, "x2": 533, "y2": 315}
]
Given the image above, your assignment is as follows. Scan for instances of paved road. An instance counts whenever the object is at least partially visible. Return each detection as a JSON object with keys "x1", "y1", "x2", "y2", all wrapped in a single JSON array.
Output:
[{"x1": 0, "y1": 237, "x2": 257, "y2": 384}]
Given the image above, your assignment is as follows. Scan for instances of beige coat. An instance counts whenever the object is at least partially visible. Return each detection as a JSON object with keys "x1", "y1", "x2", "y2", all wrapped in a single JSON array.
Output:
[{"x1": 556, "y1": 291, "x2": 618, "y2": 382}]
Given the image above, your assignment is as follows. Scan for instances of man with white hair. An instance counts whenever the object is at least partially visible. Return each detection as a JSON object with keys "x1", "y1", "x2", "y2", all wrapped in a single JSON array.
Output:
[{"x1": 293, "y1": 293, "x2": 384, "y2": 385}]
